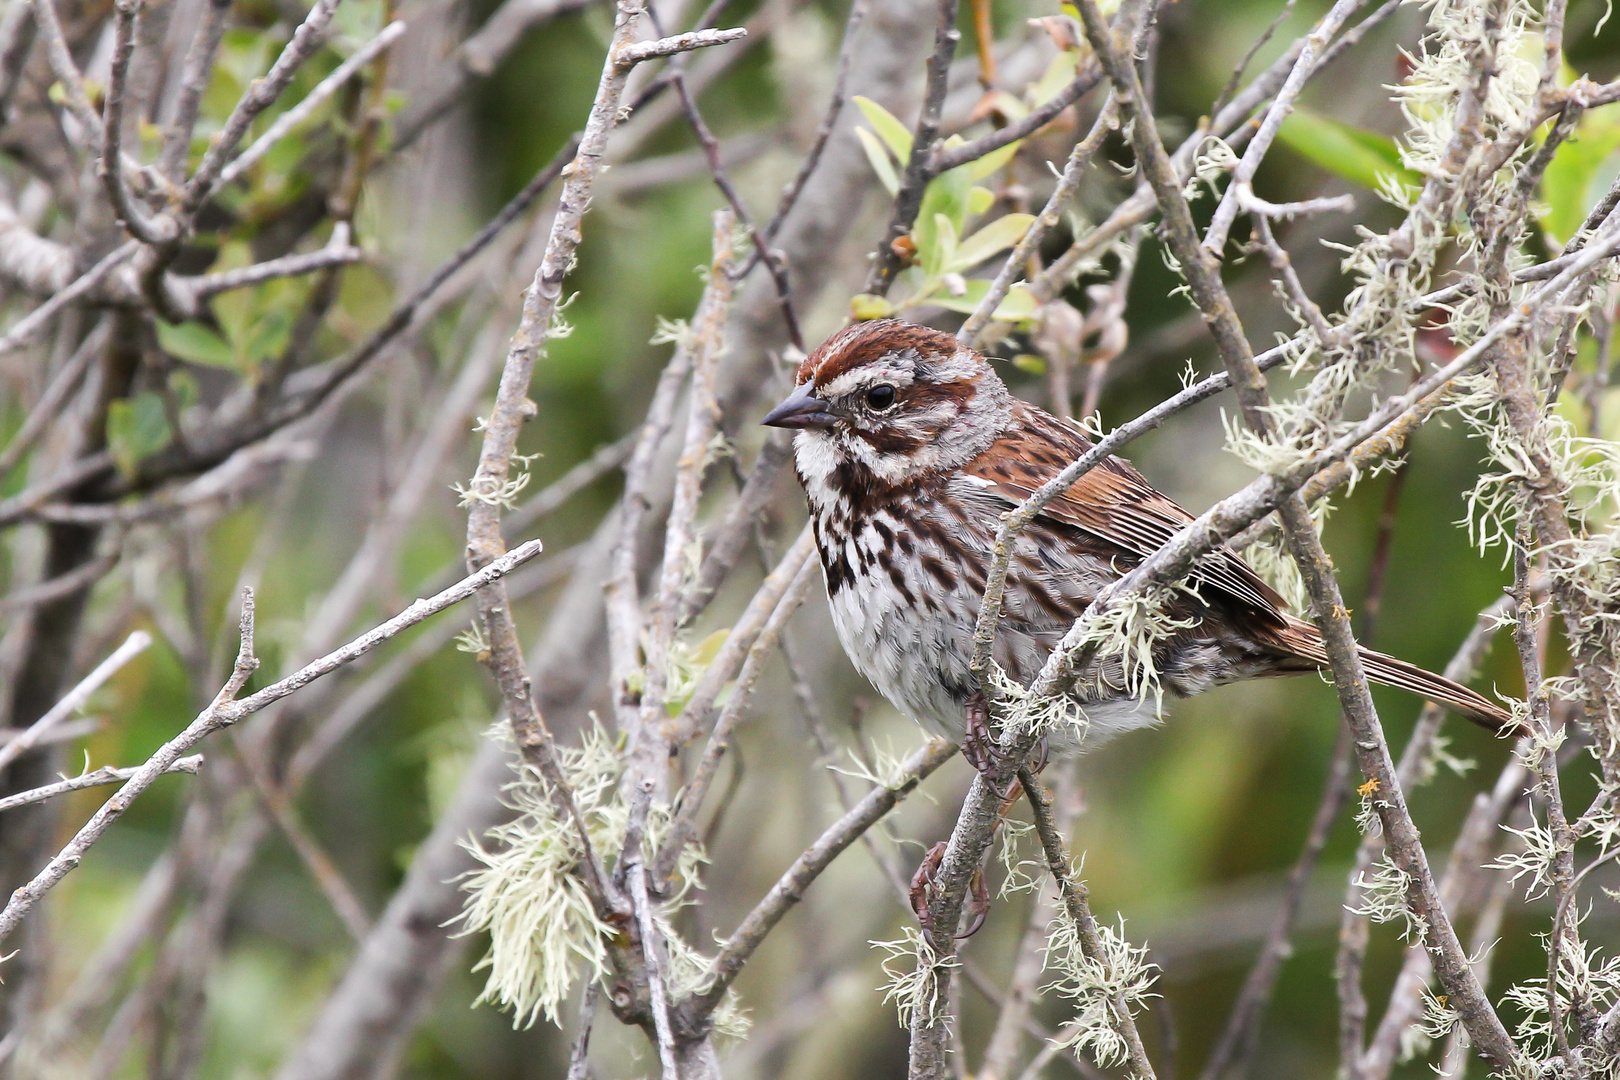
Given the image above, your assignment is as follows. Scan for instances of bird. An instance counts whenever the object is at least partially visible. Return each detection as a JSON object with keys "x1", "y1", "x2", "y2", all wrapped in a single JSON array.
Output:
[{"x1": 762, "y1": 318, "x2": 1517, "y2": 761}]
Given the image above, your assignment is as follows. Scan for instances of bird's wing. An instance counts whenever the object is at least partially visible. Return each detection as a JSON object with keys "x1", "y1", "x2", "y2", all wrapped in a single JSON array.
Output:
[{"x1": 962, "y1": 403, "x2": 1291, "y2": 622}]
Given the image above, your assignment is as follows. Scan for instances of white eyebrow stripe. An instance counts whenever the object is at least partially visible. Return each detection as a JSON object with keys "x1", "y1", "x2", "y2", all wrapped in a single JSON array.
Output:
[{"x1": 821, "y1": 362, "x2": 914, "y2": 400}]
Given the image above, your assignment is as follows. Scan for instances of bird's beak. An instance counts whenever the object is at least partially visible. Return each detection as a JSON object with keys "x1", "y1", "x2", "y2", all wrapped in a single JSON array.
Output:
[{"x1": 762, "y1": 381, "x2": 837, "y2": 429}]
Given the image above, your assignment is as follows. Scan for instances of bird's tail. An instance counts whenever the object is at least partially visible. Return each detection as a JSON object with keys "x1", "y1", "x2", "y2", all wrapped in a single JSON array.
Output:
[{"x1": 1275, "y1": 617, "x2": 1523, "y2": 738}]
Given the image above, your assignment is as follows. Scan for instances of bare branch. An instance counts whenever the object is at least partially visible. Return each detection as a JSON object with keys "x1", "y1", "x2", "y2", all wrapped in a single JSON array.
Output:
[
  {"x1": 0, "y1": 756, "x2": 203, "y2": 813},
  {"x1": 681, "y1": 738, "x2": 957, "y2": 1023},
  {"x1": 0, "y1": 631, "x2": 152, "y2": 774},
  {"x1": 0, "y1": 541, "x2": 543, "y2": 946}
]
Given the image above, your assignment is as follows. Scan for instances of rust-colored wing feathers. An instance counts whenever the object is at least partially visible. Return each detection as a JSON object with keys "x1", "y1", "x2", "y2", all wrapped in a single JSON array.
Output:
[
  {"x1": 965, "y1": 402, "x2": 1521, "y2": 737},
  {"x1": 965, "y1": 405, "x2": 1290, "y2": 620}
]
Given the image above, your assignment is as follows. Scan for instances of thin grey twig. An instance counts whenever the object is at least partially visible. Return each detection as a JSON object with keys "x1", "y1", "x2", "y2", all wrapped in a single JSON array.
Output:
[
  {"x1": 214, "y1": 21, "x2": 408, "y2": 192},
  {"x1": 0, "y1": 755, "x2": 204, "y2": 812},
  {"x1": 1202, "y1": 0, "x2": 1370, "y2": 252},
  {"x1": 0, "y1": 541, "x2": 543, "y2": 944},
  {"x1": 959, "y1": 97, "x2": 1118, "y2": 346},
  {"x1": 0, "y1": 631, "x2": 152, "y2": 774},
  {"x1": 567, "y1": 981, "x2": 599, "y2": 1080},
  {"x1": 751, "y1": 0, "x2": 870, "y2": 254},
  {"x1": 680, "y1": 738, "x2": 957, "y2": 1023},
  {"x1": 188, "y1": 245, "x2": 366, "y2": 299},
  {"x1": 0, "y1": 242, "x2": 139, "y2": 359},
  {"x1": 1020, "y1": 768, "x2": 1158, "y2": 1080},
  {"x1": 863, "y1": 0, "x2": 960, "y2": 293},
  {"x1": 101, "y1": 0, "x2": 179, "y2": 245}
]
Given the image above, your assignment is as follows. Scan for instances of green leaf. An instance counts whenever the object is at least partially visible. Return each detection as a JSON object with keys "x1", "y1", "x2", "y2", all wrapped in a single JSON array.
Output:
[
  {"x1": 1012, "y1": 353, "x2": 1048, "y2": 375},
  {"x1": 948, "y1": 213, "x2": 1035, "y2": 271},
  {"x1": 242, "y1": 307, "x2": 294, "y2": 365},
  {"x1": 1540, "y1": 113, "x2": 1620, "y2": 246},
  {"x1": 156, "y1": 320, "x2": 239, "y2": 370},
  {"x1": 106, "y1": 392, "x2": 173, "y2": 480},
  {"x1": 169, "y1": 369, "x2": 200, "y2": 411},
  {"x1": 690, "y1": 628, "x2": 729, "y2": 667},
  {"x1": 996, "y1": 284, "x2": 1039, "y2": 322},
  {"x1": 969, "y1": 139, "x2": 1022, "y2": 181},
  {"x1": 855, "y1": 127, "x2": 901, "y2": 196},
  {"x1": 914, "y1": 163, "x2": 975, "y2": 262},
  {"x1": 927, "y1": 281, "x2": 1040, "y2": 323},
  {"x1": 1275, "y1": 109, "x2": 1422, "y2": 194},
  {"x1": 968, "y1": 186, "x2": 995, "y2": 215},
  {"x1": 850, "y1": 293, "x2": 896, "y2": 320},
  {"x1": 921, "y1": 213, "x2": 959, "y2": 278},
  {"x1": 1030, "y1": 50, "x2": 1080, "y2": 106},
  {"x1": 852, "y1": 96, "x2": 912, "y2": 162}
]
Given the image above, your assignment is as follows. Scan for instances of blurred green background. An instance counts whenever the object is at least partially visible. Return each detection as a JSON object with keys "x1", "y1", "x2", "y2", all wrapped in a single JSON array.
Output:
[{"x1": 20, "y1": 0, "x2": 1620, "y2": 1074}]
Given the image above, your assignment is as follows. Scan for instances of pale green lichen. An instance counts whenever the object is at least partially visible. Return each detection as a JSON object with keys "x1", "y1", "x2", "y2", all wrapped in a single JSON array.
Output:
[
  {"x1": 457, "y1": 724, "x2": 728, "y2": 1031},
  {"x1": 1042, "y1": 913, "x2": 1159, "y2": 1069},
  {"x1": 871, "y1": 926, "x2": 958, "y2": 1028}
]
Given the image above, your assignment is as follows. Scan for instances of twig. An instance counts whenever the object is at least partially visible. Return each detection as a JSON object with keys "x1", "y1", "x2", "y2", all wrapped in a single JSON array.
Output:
[
  {"x1": 101, "y1": 0, "x2": 178, "y2": 245},
  {"x1": 749, "y1": 0, "x2": 870, "y2": 256},
  {"x1": 636, "y1": 209, "x2": 737, "y2": 762},
  {"x1": 504, "y1": 434, "x2": 635, "y2": 536},
  {"x1": 0, "y1": 541, "x2": 543, "y2": 944},
  {"x1": 214, "y1": 21, "x2": 408, "y2": 192},
  {"x1": 0, "y1": 318, "x2": 108, "y2": 481},
  {"x1": 1336, "y1": 595, "x2": 1515, "y2": 1077},
  {"x1": 617, "y1": 27, "x2": 746, "y2": 66},
  {"x1": 26, "y1": 0, "x2": 104, "y2": 143},
  {"x1": 231, "y1": 742, "x2": 372, "y2": 941},
  {"x1": 0, "y1": 755, "x2": 203, "y2": 812},
  {"x1": 1251, "y1": 212, "x2": 1336, "y2": 345},
  {"x1": 181, "y1": 0, "x2": 343, "y2": 212},
  {"x1": 959, "y1": 97, "x2": 1119, "y2": 346},
  {"x1": 863, "y1": 0, "x2": 960, "y2": 293},
  {"x1": 981, "y1": 770, "x2": 1082, "y2": 1080},
  {"x1": 676, "y1": 429, "x2": 793, "y2": 627},
  {"x1": 623, "y1": 784, "x2": 679, "y2": 1080},
  {"x1": 0, "y1": 552, "x2": 121, "y2": 615},
  {"x1": 391, "y1": 0, "x2": 599, "y2": 152},
  {"x1": 1199, "y1": 726, "x2": 1353, "y2": 1080},
  {"x1": 665, "y1": 64, "x2": 803, "y2": 349},
  {"x1": 928, "y1": 66, "x2": 1105, "y2": 177},
  {"x1": 665, "y1": 526, "x2": 815, "y2": 747},
  {"x1": 1020, "y1": 768, "x2": 1158, "y2": 1080},
  {"x1": 462, "y1": 0, "x2": 749, "y2": 926},
  {"x1": 159, "y1": 0, "x2": 234, "y2": 180},
  {"x1": 1068, "y1": 0, "x2": 1520, "y2": 1062},
  {"x1": 567, "y1": 981, "x2": 599, "y2": 1080},
  {"x1": 188, "y1": 246, "x2": 366, "y2": 299},
  {"x1": 0, "y1": 631, "x2": 152, "y2": 774},
  {"x1": 1202, "y1": 0, "x2": 1370, "y2": 252},
  {"x1": 605, "y1": 345, "x2": 693, "y2": 730},
  {"x1": 680, "y1": 738, "x2": 957, "y2": 1024},
  {"x1": 657, "y1": 552, "x2": 814, "y2": 879},
  {"x1": 0, "y1": 242, "x2": 139, "y2": 359}
]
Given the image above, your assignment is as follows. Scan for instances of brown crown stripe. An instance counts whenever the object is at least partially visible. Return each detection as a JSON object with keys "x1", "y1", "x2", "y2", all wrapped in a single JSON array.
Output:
[{"x1": 798, "y1": 319, "x2": 962, "y2": 388}]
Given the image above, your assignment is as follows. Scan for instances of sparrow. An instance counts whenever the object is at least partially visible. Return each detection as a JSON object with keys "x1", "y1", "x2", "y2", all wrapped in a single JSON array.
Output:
[{"x1": 763, "y1": 319, "x2": 1516, "y2": 757}]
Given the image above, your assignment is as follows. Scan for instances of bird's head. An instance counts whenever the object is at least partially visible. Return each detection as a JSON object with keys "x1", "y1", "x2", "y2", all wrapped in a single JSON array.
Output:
[{"x1": 762, "y1": 319, "x2": 1012, "y2": 487}]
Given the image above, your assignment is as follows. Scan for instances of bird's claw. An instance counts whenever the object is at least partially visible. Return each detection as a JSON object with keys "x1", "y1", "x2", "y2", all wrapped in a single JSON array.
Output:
[
  {"x1": 960, "y1": 691, "x2": 999, "y2": 775},
  {"x1": 963, "y1": 692, "x2": 1044, "y2": 802},
  {"x1": 909, "y1": 840, "x2": 992, "y2": 949}
]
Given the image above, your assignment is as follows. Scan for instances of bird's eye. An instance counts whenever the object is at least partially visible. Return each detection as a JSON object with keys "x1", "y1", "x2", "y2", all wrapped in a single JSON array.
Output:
[{"x1": 865, "y1": 384, "x2": 897, "y2": 411}]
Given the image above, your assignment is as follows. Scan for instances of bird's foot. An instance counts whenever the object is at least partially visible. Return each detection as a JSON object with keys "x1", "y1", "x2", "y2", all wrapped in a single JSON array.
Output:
[
  {"x1": 909, "y1": 841, "x2": 991, "y2": 949},
  {"x1": 960, "y1": 692, "x2": 997, "y2": 775},
  {"x1": 962, "y1": 691, "x2": 1038, "y2": 801}
]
